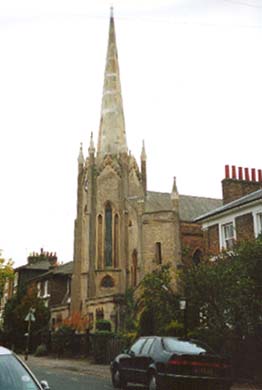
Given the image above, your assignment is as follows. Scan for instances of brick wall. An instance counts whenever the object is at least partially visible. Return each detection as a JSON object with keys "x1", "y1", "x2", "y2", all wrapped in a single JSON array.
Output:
[
  {"x1": 222, "y1": 179, "x2": 262, "y2": 205},
  {"x1": 203, "y1": 224, "x2": 220, "y2": 256},
  {"x1": 180, "y1": 222, "x2": 204, "y2": 265},
  {"x1": 235, "y1": 213, "x2": 254, "y2": 242},
  {"x1": 49, "y1": 276, "x2": 68, "y2": 306},
  {"x1": 222, "y1": 166, "x2": 262, "y2": 204}
]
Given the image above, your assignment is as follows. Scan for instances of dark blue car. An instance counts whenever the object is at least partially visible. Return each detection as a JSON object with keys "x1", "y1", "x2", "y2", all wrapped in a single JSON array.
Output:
[{"x1": 110, "y1": 336, "x2": 232, "y2": 390}]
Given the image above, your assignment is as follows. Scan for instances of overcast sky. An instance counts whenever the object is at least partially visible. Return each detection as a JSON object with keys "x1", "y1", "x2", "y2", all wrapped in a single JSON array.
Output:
[{"x1": 1, "y1": 0, "x2": 261, "y2": 267}]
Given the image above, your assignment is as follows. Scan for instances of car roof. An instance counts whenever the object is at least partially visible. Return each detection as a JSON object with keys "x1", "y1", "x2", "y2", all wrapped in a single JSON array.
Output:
[{"x1": 0, "y1": 346, "x2": 12, "y2": 355}]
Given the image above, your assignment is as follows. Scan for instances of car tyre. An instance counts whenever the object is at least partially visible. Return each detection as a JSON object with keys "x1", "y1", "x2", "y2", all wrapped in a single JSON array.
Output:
[
  {"x1": 111, "y1": 366, "x2": 127, "y2": 389},
  {"x1": 148, "y1": 372, "x2": 160, "y2": 390}
]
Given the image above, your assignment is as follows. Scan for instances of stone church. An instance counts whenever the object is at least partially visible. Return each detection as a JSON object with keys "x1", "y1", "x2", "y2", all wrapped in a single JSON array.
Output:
[{"x1": 70, "y1": 10, "x2": 221, "y2": 331}]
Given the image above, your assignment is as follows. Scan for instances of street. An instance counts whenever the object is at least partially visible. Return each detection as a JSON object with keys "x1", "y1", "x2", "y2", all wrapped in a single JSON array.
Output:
[
  {"x1": 28, "y1": 360, "x2": 146, "y2": 390},
  {"x1": 26, "y1": 355, "x2": 262, "y2": 390},
  {"x1": 29, "y1": 363, "x2": 113, "y2": 390}
]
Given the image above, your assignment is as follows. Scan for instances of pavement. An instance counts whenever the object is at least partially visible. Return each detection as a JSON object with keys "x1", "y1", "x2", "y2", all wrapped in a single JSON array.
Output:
[{"x1": 22, "y1": 354, "x2": 262, "y2": 390}]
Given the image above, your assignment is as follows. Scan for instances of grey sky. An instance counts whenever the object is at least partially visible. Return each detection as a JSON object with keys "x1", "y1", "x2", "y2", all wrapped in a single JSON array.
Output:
[{"x1": 0, "y1": 0, "x2": 261, "y2": 266}]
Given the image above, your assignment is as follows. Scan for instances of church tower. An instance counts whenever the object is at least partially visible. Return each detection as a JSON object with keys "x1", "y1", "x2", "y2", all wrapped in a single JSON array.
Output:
[
  {"x1": 71, "y1": 9, "x2": 146, "y2": 329},
  {"x1": 69, "y1": 8, "x2": 227, "y2": 332}
]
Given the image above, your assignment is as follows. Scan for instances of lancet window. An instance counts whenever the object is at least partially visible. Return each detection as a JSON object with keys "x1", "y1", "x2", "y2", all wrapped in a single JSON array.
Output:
[
  {"x1": 97, "y1": 202, "x2": 120, "y2": 269},
  {"x1": 131, "y1": 249, "x2": 138, "y2": 287}
]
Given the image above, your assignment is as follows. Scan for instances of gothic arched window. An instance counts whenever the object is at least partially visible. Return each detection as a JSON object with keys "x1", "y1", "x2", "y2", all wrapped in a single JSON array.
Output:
[
  {"x1": 97, "y1": 214, "x2": 103, "y2": 269},
  {"x1": 105, "y1": 203, "x2": 113, "y2": 267},
  {"x1": 131, "y1": 249, "x2": 138, "y2": 287},
  {"x1": 114, "y1": 214, "x2": 119, "y2": 268}
]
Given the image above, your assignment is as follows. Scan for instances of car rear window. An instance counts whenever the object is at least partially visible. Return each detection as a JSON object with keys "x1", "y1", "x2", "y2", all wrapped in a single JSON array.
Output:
[
  {"x1": 0, "y1": 354, "x2": 39, "y2": 389},
  {"x1": 163, "y1": 338, "x2": 212, "y2": 355}
]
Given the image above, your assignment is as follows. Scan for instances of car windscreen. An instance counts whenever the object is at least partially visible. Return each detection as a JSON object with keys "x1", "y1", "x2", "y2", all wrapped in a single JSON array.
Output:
[
  {"x1": 0, "y1": 354, "x2": 40, "y2": 389},
  {"x1": 163, "y1": 338, "x2": 213, "y2": 355}
]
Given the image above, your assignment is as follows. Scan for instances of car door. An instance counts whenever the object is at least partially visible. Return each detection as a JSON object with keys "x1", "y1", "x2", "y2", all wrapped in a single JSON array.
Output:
[
  {"x1": 120, "y1": 338, "x2": 147, "y2": 383},
  {"x1": 133, "y1": 337, "x2": 156, "y2": 385}
]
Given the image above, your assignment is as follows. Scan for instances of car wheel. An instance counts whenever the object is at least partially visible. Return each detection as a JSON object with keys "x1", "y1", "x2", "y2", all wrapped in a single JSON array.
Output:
[
  {"x1": 148, "y1": 372, "x2": 159, "y2": 390},
  {"x1": 111, "y1": 366, "x2": 127, "y2": 389}
]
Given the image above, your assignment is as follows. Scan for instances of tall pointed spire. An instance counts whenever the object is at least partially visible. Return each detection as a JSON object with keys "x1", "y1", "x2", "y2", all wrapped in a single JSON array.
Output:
[{"x1": 97, "y1": 8, "x2": 127, "y2": 160}]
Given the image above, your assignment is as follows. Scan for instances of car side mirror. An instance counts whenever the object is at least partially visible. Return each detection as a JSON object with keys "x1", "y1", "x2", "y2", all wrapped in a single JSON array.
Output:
[
  {"x1": 129, "y1": 350, "x2": 135, "y2": 357},
  {"x1": 40, "y1": 380, "x2": 50, "y2": 390}
]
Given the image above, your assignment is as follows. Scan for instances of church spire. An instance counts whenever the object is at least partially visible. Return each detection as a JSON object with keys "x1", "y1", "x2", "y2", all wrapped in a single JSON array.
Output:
[{"x1": 97, "y1": 8, "x2": 127, "y2": 160}]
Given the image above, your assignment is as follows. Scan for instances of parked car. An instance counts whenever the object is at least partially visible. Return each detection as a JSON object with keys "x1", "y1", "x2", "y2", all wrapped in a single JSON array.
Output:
[
  {"x1": 110, "y1": 336, "x2": 232, "y2": 390},
  {"x1": 0, "y1": 346, "x2": 50, "y2": 389}
]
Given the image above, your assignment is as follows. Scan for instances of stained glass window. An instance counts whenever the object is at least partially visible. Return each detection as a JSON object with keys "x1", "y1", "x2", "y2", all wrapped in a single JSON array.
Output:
[{"x1": 105, "y1": 203, "x2": 113, "y2": 267}]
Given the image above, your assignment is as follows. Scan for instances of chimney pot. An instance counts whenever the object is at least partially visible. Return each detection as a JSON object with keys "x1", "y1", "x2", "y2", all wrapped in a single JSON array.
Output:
[
  {"x1": 225, "y1": 165, "x2": 230, "y2": 179},
  {"x1": 232, "y1": 165, "x2": 236, "y2": 179},
  {"x1": 251, "y1": 168, "x2": 256, "y2": 182},
  {"x1": 238, "y1": 167, "x2": 243, "y2": 180},
  {"x1": 244, "y1": 168, "x2": 250, "y2": 181},
  {"x1": 258, "y1": 169, "x2": 262, "y2": 182}
]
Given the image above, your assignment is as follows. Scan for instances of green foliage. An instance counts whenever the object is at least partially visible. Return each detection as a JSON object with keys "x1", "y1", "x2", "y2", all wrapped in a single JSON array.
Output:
[
  {"x1": 96, "y1": 319, "x2": 112, "y2": 332},
  {"x1": 90, "y1": 332, "x2": 114, "y2": 363},
  {"x1": 164, "y1": 320, "x2": 184, "y2": 337},
  {"x1": 2, "y1": 285, "x2": 50, "y2": 351},
  {"x1": 136, "y1": 264, "x2": 182, "y2": 336},
  {"x1": 0, "y1": 251, "x2": 14, "y2": 300},
  {"x1": 179, "y1": 236, "x2": 262, "y2": 375},
  {"x1": 51, "y1": 325, "x2": 75, "y2": 356},
  {"x1": 181, "y1": 237, "x2": 262, "y2": 342},
  {"x1": 121, "y1": 288, "x2": 138, "y2": 334}
]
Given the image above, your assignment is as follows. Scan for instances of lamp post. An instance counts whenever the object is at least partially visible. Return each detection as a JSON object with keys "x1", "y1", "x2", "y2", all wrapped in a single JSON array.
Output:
[
  {"x1": 24, "y1": 307, "x2": 36, "y2": 361},
  {"x1": 179, "y1": 297, "x2": 188, "y2": 338}
]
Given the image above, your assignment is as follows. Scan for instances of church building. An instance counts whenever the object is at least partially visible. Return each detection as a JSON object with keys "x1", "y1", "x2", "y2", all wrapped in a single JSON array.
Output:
[{"x1": 70, "y1": 10, "x2": 221, "y2": 331}]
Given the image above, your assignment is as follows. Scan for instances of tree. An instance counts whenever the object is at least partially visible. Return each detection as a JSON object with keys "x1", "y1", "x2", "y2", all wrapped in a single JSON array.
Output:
[
  {"x1": 135, "y1": 264, "x2": 182, "y2": 336},
  {"x1": 181, "y1": 237, "x2": 262, "y2": 340},
  {"x1": 0, "y1": 251, "x2": 14, "y2": 300},
  {"x1": 179, "y1": 237, "x2": 262, "y2": 378},
  {"x1": 3, "y1": 285, "x2": 50, "y2": 351}
]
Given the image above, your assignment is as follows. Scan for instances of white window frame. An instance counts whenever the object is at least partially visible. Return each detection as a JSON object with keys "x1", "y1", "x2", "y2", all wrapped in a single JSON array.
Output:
[
  {"x1": 254, "y1": 212, "x2": 262, "y2": 237},
  {"x1": 43, "y1": 280, "x2": 50, "y2": 298},
  {"x1": 37, "y1": 282, "x2": 41, "y2": 297},
  {"x1": 258, "y1": 213, "x2": 262, "y2": 234},
  {"x1": 220, "y1": 221, "x2": 235, "y2": 250}
]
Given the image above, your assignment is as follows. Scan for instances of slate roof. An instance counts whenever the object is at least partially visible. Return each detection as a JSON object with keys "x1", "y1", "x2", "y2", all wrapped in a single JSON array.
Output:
[
  {"x1": 15, "y1": 259, "x2": 51, "y2": 272},
  {"x1": 52, "y1": 261, "x2": 73, "y2": 275},
  {"x1": 195, "y1": 189, "x2": 262, "y2": 222},
  {"x1": 27, "y1": 261, "x2": 73, "y2": 282},
  {"x1": 145, "y1": 191, "x2": 222, "y2": 222}
]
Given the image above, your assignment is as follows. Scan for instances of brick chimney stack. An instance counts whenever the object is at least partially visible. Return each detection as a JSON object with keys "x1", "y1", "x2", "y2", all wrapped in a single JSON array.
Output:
[{"x1": 222, "y1": 165, "x2": 262, "y2": 204}]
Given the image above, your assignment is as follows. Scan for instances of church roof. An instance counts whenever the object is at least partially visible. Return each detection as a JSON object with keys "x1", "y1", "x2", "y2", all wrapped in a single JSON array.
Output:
[{"x1": 145, "y1": 191, "x2": 222, "y2": 222}]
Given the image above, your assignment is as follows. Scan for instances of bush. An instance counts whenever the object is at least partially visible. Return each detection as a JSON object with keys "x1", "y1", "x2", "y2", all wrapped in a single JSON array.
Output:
[
  {"x1": 96, "y1": 319, "x2": 112, "y2": 332},
  {"x1": 34, "y1": 344, "x2": 47, "y2": 356},
  {"x1": 90, "y1": 332, "x2": 114, "y2": 364},
  {"x1": 164, "y1": 320, "x2": 184, "y2": 337},
  {"x1": 51, "y1": 325, "x2": 75, "y2": 357}
]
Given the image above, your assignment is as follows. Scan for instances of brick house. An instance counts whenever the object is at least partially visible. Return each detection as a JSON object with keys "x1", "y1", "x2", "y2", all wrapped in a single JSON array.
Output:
[
  {"x1": 195, "y1": 165, "x2": 262, "y2": 256},
  {"x1": 30, "y1": 261, "x2": 73, "y2": 330},
  {"x1": 12, "y1": 249, "x2": 57, "y2": 296},
  {"x1": 0, "y1": 249, "x2": 58, "y2": 324}
]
